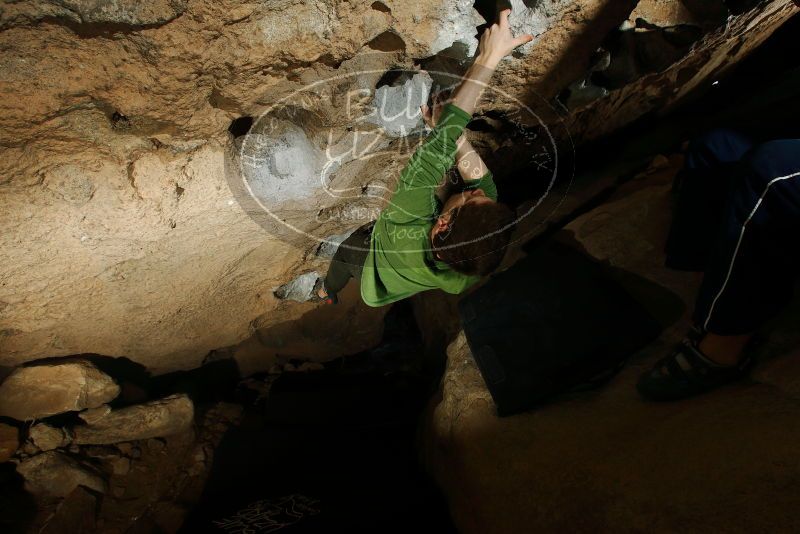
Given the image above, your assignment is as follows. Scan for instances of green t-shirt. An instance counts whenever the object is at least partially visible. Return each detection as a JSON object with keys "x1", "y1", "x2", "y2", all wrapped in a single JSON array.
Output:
[{"x1": 360, "y1": 103, "x2": 498, "y2": 307}]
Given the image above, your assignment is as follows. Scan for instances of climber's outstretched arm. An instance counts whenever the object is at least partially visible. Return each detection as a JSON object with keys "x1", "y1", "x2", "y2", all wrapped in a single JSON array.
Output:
[
  {"x1": 450, "y1": 9, "x2": 533, "y2": 116},
  {"x1": 391, "y1": 9, "x2": 529, "y2": 220}
]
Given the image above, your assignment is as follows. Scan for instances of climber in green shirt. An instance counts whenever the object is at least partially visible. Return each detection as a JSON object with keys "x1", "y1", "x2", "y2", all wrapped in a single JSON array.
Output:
[{"x1": 315, "y1": 9, "x2": 532, "y2": 306}]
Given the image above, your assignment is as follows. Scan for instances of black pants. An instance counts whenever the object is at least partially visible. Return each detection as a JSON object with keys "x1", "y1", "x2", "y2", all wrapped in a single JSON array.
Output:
[
  {"x1": 323, "y1": 223, "x2": 374, "y2": 296},
  {"x1": 666, "y1": 129, "x2": 800, "y2": 335}
]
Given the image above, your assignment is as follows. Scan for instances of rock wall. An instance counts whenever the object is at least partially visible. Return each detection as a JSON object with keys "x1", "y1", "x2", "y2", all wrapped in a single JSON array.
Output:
[{"x1": 0, "y1": 0, "x2": 795, "y2": 371}]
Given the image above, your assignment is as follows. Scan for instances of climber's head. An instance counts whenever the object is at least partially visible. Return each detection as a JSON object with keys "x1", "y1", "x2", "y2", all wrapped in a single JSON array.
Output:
[{"x1": 430, "y1": 189, "x2": 516, "y2": 276}]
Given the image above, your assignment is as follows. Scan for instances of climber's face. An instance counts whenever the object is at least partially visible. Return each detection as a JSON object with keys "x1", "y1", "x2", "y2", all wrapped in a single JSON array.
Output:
[
  {"x1": 442, "y1": 187, "x2": 493, "y2": 213},
  {"x1": 430, "y1": 188, "x2": 495, "y2": 240}
]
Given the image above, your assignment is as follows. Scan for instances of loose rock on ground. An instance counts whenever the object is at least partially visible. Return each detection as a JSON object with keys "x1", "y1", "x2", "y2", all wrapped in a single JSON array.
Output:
[{"x1": 0, "y1": 360, "x2": 119, "y2": 421}]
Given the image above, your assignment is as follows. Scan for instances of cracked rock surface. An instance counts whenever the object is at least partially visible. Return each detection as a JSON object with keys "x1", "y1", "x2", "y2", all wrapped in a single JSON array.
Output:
[
  {"x1": 72, "y1": 394, "x2": 195, "y2": 445},
  {"x1": 17, "y1": 451, "x2": 108, "y2": 497}
]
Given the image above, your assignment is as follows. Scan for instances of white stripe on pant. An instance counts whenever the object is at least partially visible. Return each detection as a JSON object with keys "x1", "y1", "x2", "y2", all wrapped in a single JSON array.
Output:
[{"x1": 703, "y1": 171, "x2": 800, "y2": 331}]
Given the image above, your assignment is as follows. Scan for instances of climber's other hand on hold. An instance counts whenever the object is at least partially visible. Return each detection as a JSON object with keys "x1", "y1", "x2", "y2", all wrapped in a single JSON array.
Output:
[
  {"x1": 420, "y1": 103, "x2": 435, "y2": 129},
  {"x1": 421, "y1": 90, "x2": 450, "y2": 129},
  {"x1": 476, "y1": 8, "x2": 533, "y2": 69},
  {"x1": 452, "y1": 10, "x2": 528, "y2": 117},
  {"x1": 420, "y1": 100, "x2": 441, "y2": 129}
]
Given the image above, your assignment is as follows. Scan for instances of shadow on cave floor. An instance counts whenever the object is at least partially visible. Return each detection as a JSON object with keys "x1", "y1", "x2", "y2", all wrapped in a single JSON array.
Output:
[
  {"x1": 0, "y1": 463, "x2": 37, "y2": 534},
  {"x1": 179, "y1": 300, "x2": 456, "y2": 533}
]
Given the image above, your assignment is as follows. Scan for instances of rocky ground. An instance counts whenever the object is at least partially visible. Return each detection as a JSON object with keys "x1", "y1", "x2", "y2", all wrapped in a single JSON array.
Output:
[
  {"x1": 0, "y1": 357, "x2": 245, "y2": 533},
  {"x1": 0, "y1": 285, "x2": 435, "y2": 534},
  {"x1": 420, "y1": 153, "x2": 800, "y2": 533},
  {"x1": 0, "y1": 301, "x2": 447, "y2": 533}
]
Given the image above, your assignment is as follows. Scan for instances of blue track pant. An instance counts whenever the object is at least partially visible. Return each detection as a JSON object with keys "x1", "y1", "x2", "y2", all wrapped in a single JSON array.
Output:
[{"x1": 665, "y1": 129, "x2": 800, "y2": 335}]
